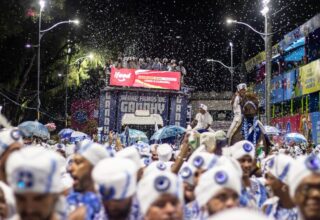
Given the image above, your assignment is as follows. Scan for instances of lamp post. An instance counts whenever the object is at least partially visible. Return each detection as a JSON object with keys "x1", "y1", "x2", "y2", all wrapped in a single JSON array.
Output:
[
  {"x1": 230, "y1": 42, "x2": 234, "y2": 92},
  {"x1": 226, "y1": 0, "x2": 272, "y2": 124},
  {"x1": 36, "y1": 0, "x2": 79, "y2": 120},
  {"x1": 206, "y1": 58, "x2": 234, "y2": 92}
]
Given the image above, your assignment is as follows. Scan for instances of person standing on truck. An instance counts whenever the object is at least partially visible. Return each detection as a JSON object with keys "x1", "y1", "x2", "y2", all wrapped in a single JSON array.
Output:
[{"x1": 192, "y1": 104, "x2": 213, "y2": 133}]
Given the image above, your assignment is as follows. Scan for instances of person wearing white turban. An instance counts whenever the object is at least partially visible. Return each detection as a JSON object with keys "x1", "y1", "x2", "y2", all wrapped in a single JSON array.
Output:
[
  {"x1": 92, "y1": 157, "x2": 141, "y2": 220},
  {"x1": 0, "y1": 128, "x2": 24, "y2": 219},
  {"x1": 6, "y1": 147, "x2": 63, "y2": 220},
  {"x1": 193, "y1": 104, "x2": 213, "y2": 131},
  {"x1": 227, "y1": 140, "x2": 268, "y2": 209},
  {"x1": 195, "y1": 162, "x2": 242, "y2": 218},
  {"x1": 262, "y1": 154, "x2": 298, "y2": 220},
  {"x1": 288, "y1": 155, "x2": 320, "y2": 220},
  {"x1": 137, "y1": 171, "x2": 184, "y2": 220},
  {"x1": 67, "y1": 141, "x2": 111, "y2": 219}
]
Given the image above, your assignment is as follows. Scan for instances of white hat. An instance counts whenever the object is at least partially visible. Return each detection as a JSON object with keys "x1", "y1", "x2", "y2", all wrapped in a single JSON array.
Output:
[
  {"x1": 92, "y1": 157, "x2": 138, "y2": 200},
  {"x1": 6, "y1": 146, "x2": 63, "y2": 193},
  {"x1": 117, "y1": 146, "x2": 142, "y2": 168},
  {"x1": 178, "y1": 162, "x2": 197, "y2": 186},
  {"x1": 237, "y1": 83, "x2": 247, "y2": 91},
  {"x1": 137, "y1": 171, "x2": 184, "y2": 215},
  {"x1": 228, "y1": 140, "x2": 255, "y2": 160},
  {"x1": 207, "y1": 208, "x2": 269, "y2": 220},
  {"x1": 77, "y1": 142, "x2": 111, "y2": 166},
  {"x1": 157, "y1": 144, "x2": 173, "y2": 162},
  {"x1": 265, "y1": 154, "x2": 294, "y2": 185},
  {"x1": 288, "y1": 155, "x2": 320, "y2": 198},
  {"x1": 195, "y1": 164, "x2": 242, "y2": 207},
  {"x1": 188, "y1": 152, "x2": 216, "y2": 170},
  {"x1": 199, "y1": 104, "x2": 208, "y2": 111},
  {"x1": 0, "y1": 128, "x2": 23, "y2": 157},
  {"x1": 143, "y1": 161, "x2": 173, "y2": 177}
]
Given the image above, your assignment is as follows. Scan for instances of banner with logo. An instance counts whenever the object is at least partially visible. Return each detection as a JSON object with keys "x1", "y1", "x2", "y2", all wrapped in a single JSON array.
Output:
[
  {"x1": 71, "y1": 99, "x2": 98, "y2": 132},
  {"x1": 300, "y1": 59, "x2": 320, "y2": 95},
  {"x1": 110, "y1": 67, "x2": 181, "y2": 90},
  {"x1": 279, "y1": 14, "x2": 320, "y2": 51},
  {"x1": 116, "y1": 91, "x2": 170, "y2": 131},
  {"x1": 271, "y1": 74, "x2": 284, "y2": 104},
  {"x1": 282, "y1": 70, "x2": 297, "y2": 100},
  {"x1": 311, "y1": 112, "x2": 320, "y2": 145}
]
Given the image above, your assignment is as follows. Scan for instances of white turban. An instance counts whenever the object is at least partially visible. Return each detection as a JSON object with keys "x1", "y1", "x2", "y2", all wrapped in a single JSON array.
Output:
[
  {"x1": 265, "y1": 154, "x2": 294, "y2": 185},
  {"x1": 137, "y1": 171, "x2": 184, "y2": 215},
  {"x1": 228, "y1": 140, "x2": 255, "y2": 160},
  {"x1": 195, "y1": 162, "x2": 242, "y2": 207},
  {"x1": 237, "y1": 83, "x2": 247, "y2": 91},
  {"x1": 0, "y1": 128, "x2": 23, "y2": 157},
  {"x1": 143, "y1": 161, "x2": 173, "y2": 177},
  {"x1": 117, "y1": 146, "x2": 142, "y2": 168},
  {"x1": 288, "y1": 155, "x2": 320, "y2": 198},
  {"x1": 157, "y1": 144, "x2": 173, "y2": 162},
  {"x1": 6, "y1": 146, "x2": 63, "y2": 193},
  {"x1": 199, "y1": 104, "x2": 208, "y2": 111},
  {"x1": 77, "y1": 142, "x2": 110, "y2": 165},
  {"x1": 208, "y1": 208, "x2": 269, "y2": 220},
  {"x1": 178, "y1": 162, "x2": 197, "y2": 186},
  {"x1": 92, "y1": 157, "x2": 137, "y2": 200},
  {"x1": 188, "y1": 152, "x2": 216, "y2": 170}
]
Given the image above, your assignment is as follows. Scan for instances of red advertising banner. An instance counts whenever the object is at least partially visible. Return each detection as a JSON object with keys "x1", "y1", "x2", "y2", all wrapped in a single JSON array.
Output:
[
  {"x1": 271, "y1": 114, "x2": 301, "y2": 134},
  {"x1": 110, "y1": 67, "x2": 181, "y2": 90}
]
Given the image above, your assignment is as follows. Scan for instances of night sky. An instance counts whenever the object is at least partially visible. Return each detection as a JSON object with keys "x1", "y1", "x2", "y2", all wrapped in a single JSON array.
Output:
[{"x1": 70, "y1": 0, "x2": 320, "y2": 91}]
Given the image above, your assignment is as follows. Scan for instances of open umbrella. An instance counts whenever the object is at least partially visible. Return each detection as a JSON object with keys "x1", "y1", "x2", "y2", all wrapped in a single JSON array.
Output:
[
  {"x1": 284, "y1": 133, "x2": 307, "y2": 144},
  {"x1": 150, "y1": 125, "x2": 186, "y2": 141},
  {"x1": 58, "y1": 128, "x2": 74, "y2": 140},
  {"x1": 120, "y1": 129, "x2": 148, "y2": 146},
  {"x1": 69, "y1": 131, "x2": 91, "y2": 143},
  {"x1": 18, "y1": 121, "x2": 50, "y2": 140},
  {"x1": 264, "y1": 126, "x2": 281, "y2": 135}
]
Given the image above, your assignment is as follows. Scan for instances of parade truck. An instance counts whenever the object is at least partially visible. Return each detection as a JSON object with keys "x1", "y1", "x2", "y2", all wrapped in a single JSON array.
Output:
[{"x1": 97, "y1": 67, "x2": 191, "y2": 139}]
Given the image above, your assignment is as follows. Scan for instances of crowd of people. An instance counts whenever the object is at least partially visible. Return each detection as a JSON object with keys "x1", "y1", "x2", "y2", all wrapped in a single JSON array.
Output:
[
  {"x1": 104, "y1": 56, "x2": 188, "y2": 85},
  {"x1": 0, "y1": 118, "x2": 319, "y2": 220}
]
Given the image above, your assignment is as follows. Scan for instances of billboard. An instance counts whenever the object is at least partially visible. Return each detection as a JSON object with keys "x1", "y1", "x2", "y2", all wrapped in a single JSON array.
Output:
[
  {"x1": 271, "y1": 114, "x2": 301, "y2": 134},
  {"x1": 300, "y1": 59, "x2": 320, "y2": 95},
  {"x1": 271, "y1": 74, "x2": 283, "y2": 104},
  {"x1": 283, "y1": 70, "x2": 297, "y2": 100},
  {"x1": 254, "y1": 81, "x2": 265, "y2": 107},
  {"x1": 311, "y1": 112, "x2": 320, "y2": 145},
  {"x1": 110, "y1": 67, "x2": 181, "y2": 90}
]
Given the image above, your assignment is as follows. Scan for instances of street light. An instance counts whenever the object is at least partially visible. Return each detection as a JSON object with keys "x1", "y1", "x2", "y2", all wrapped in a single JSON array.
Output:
[
  {"x1": 225, "y1": 0, "x2": 272, "y2": 125},
  {"x1": 207, "y1": 59, "x2": 234, "y2": 92},
  {"x1": 36, "y1": 0, "x2": 79, "y2": 120}
]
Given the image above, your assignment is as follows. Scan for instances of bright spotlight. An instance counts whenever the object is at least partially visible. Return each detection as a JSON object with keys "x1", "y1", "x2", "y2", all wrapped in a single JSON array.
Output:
[{"x1": 226, "y1": 18, "x2": 235, "y2": 24}]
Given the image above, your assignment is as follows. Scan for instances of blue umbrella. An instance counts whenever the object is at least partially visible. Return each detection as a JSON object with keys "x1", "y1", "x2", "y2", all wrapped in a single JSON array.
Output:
[
  {"x1": 120, "y1": 129, "x2": 148, "y2": 146},
  {"x1": 264, "y1": 126, "x2": 280, "y2": 135},
  {"x1": 150, "y1": 125, "x2": 186, "y2": 141},
  {"x1": 284, "y1": 133, "x2": 307, "y2": 144},
  {"x1": 69, "y1": 131, "x2": 91, "y2": 143},
  {"x1": 18, "y1": 121, "x2": 50, "y2": 140},
  {"x1": 58, "y1": 128, "x2": 74, "y2": 140}
]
